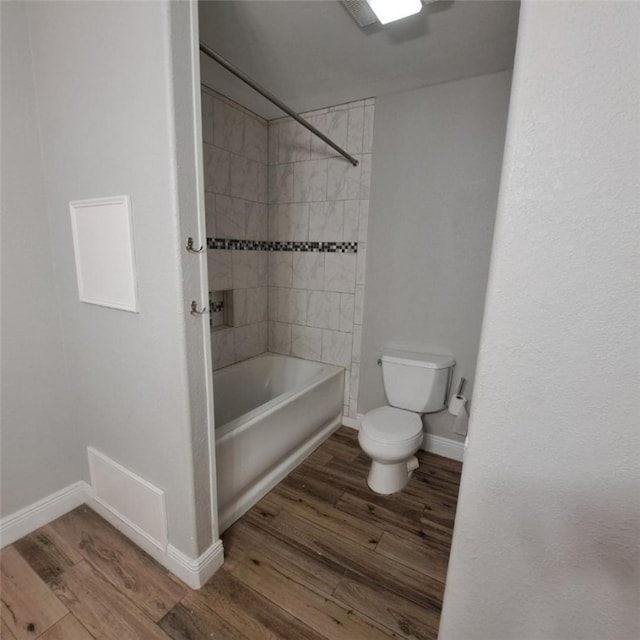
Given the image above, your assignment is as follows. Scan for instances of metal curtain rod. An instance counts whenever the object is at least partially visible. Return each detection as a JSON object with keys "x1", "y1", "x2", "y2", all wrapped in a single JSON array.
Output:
[{"x1": 199, "y1": 42, "x2": 359, "y2": 167}]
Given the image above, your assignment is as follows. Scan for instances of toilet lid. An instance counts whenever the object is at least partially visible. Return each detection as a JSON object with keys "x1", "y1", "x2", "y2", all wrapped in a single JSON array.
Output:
[{"x1": 361, "y1": 406, "x2": 422, "y2": 444}]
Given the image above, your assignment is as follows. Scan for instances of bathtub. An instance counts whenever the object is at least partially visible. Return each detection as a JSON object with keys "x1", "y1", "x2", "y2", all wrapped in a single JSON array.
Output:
[{"x1": 213, "y1": 353, "x2": 344, "y2": 531}]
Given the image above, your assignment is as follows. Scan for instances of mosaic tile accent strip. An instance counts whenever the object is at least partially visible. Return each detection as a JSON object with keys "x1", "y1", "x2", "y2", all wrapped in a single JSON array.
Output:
[
  {"x1": 210, "y1": 301, "x2": 225, "y2": 313},
  {"x1": 207, "y1": 238, "x2": 358, "y2": 254}
]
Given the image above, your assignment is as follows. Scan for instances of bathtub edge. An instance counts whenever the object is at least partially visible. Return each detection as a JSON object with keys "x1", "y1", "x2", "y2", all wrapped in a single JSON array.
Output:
[{"x1": 218, "y1": 411, "x2": 343, "y2": 532}]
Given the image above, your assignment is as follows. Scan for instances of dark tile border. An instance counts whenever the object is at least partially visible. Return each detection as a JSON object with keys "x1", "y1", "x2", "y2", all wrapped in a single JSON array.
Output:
[{"x1": 207, "y1": 238, "x2": 358, "y2": 254}]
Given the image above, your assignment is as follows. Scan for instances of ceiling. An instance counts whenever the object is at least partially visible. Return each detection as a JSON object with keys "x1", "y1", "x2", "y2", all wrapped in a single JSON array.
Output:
[{"x1": 198, "y1": 0, "x2": 520, "y2": 120}]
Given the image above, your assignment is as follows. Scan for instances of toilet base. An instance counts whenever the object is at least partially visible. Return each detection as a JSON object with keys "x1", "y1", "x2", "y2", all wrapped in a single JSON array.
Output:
[{"x1": 366, "y1": 456, "x2": 419, "y2": 495}]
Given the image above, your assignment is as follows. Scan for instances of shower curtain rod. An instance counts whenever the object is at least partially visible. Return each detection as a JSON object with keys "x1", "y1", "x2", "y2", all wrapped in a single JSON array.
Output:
[{"x1": 199, "y1": 42, "x2": 359, "y2": 167}]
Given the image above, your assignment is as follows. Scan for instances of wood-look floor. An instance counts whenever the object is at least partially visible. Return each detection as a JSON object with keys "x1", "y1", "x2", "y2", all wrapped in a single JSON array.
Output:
[{"x1": 0, "y1": 427, "x2": 462, "y2": 640}]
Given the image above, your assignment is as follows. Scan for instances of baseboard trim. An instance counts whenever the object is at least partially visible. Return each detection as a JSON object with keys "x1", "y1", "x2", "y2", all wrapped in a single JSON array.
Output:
[
  {"x1": 86, "y1": 490, "x2": 224, "y2": 589},
  {"x1": 166, "y1": 540, "x2": 225, "y2": 589},
  {"x1": 0, "y1": 481, "x2": 90, "y2": 548},
  {"x1": 1, "y1": 481, "x2": 224, "y2": 590},
  {"x1": 423, "y1": 433, "x2": 465, "y2": 462},
  {"x1": 344, "y1": 413, "x2": 464, "y2": 461},
  {"x1": 342, "y1": 415, "x2": 361, "y2": 430}
]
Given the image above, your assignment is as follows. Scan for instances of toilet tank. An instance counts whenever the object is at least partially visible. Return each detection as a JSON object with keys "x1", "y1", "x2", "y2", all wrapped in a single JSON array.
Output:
[{"x1": 381, "y1": 349, "x2": 455, "y2": 413}]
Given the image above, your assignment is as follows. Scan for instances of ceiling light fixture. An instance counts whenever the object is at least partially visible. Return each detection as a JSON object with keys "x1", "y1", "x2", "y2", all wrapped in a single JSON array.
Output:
[{"x1": 365, "y1": 0, "x2": 423, "y2": 25}]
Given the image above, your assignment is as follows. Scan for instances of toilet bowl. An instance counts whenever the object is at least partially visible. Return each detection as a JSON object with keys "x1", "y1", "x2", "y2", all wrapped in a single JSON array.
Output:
[
  {"x1": 358, "y1": 406, "x2": 423, "y2": 494},
  {"x1": 358, "y1": 349, "x2": 455, "y2": 495}
]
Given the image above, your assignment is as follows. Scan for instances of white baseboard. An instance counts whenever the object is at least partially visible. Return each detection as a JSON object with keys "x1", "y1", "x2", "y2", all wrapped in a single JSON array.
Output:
[
  {"x1": 0, "y1": 481, "x2": 90, "y2": 548},
  {"x1": 344, "y1": 413, "x2": 464, "y2": 462},
  {"x1": 1, "y1": 479, "x2": 224, "y2": 590},
  {"x1": 166, "y1": 540, "x2": 225, "y2": 589},
  {"x1": 342, "y1": 415, "x2": 361, "y2": 430},
  {"x1": 423, "y1": 433, "x2": 465, "y2": 462}
]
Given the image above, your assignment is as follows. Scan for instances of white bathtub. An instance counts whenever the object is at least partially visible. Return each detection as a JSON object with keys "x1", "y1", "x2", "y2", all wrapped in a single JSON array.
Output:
[{"x1": 213, "y1": 353, "x2": 344, "y2": 531}]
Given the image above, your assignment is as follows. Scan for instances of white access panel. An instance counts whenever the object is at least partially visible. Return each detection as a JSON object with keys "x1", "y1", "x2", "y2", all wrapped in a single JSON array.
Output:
[
  {"x1": 88, "y1": 447, "x2": 167, "y2": 550},
  {"x1": 69, "y1": 195, "x2": 139, "y2": 312}
]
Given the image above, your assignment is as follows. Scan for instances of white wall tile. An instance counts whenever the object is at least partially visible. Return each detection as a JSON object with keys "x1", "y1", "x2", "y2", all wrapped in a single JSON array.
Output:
[
  {"x1": 343, "y1": 200, "x2": 359, "y2": 242},
  {"x1": 234, "y1": 324, "x2": 260, "y2": 361},
  {"x1": 360, "y1": 153, "x2": 372, "y2": 200},
  {"x1": 308, "y1": 113, "x2": 329, "y2": 159},
  {"x1": 347, "y1": 106, "x2": 364, "y2": 155},
  {"x1": 232, "y1": 251, "x2": 258, "y2": 289},
  {"x1": 358, "y1": 199, "x2": 369, "y2": 242},
  {"x1": 205, "y1": 192, "x2": 216, "y2": 238},
  {"x1": 245, "y1": 202, "x2": 268, "y2": 241},
  {"x1": 324, "y1": 253, "x2": 357, "y2": 293},
  {"x1": 277, "y1": 287, "x2": 307, "y2": 325},
  {"x1": 212, "y1": 327, "x2": 234, "y2": 370},
  {"x1": 268, "y1": 123, "x2": 279, "y2": 165},
  {"x1": 246, "y1": 287, "x2": 268, "y2": 324},
  {"x1": 339, "y1": 293, "x2": 355, "y2": 332},
  {"x1": 244, "y1": 114, "x2": 268, "y2": 164},
  {"x1": 363, "y1": 105, "x2": 375, "y2": 154},
  {"x1": 293, "y1": 253, "x2": 325, "y2": 290},
  {"x1": 354, "y1": 285, "x2": 365, "y2": 326},
  {"x1": 205, "y1": 144, "x2": 231, "y2": 195},
  {"x1": 257, "y1": 251, "x2": 268, "y2": 286},
  {"x1": 343, "y1": 369, "x2": 351, "y2": 406},
  {"x1": 268, "y1": 252, "x2": 293, "y2": 287},
  {"x1": 229, "y1": 155, "x2": 252, "y2": 200},
  {"x1": 258, "y1": 321, "x2": 268, "y2": 353},
  {"x1": 214, "y1": 98, "x2": 244, "y2": 155},
  {"x1": 277, "y1": 203, "x2": 309, "y2": 241},
  {"x1": 257, "y1": 163, "x2": 268, "y2": 204},
  {"x1": 278, "y1": 120, "x2": 311, "y2": 163},
  {"x1": 267, "y1": 286, "x2": 278, "y2": 320},
  {"x1": 269, "y1": 321, "x2": 291, "y2": 354},
  {"x1": 215, "y1": 195, "x2": 245, "y2": 239},
  {"x1": 307, "y1": 290, "x2": 341, "y2": 330},
  {"x1": 293, "y1": 159, "x2": 328, "y2": 203},
  {"x1": 268, "y1": 204, "x2": 278, "y2": 241},
  {"x1": 201, "y1": 92, "x2": 214, "y2": 145},
  {"x1": 327, "y1": 157, "x2": 361, "y2": 201},
  {"x1": 270, "y1": 163, "x2": 294, "y2": 204},
  {"x1": 322, "y1": 329, "x2": 353, "y2": 368},
  {"x1": 291, "y1": 325, "x2": 322, "y2": 361},
  {"x1": 356, "y1": 243, "x2": 367, "y2": 285},
  {"x1": 350, "y1": 363, "x2": 360, "y2": 407},
  {"x1": 351, "y1": 324, "x2": 362, "y2": 364},
  {"x1": 230, "y1": 288, "x2": 248, "y2": 326},
  {"x1": 309, "y1": 201, "x2": 343, "y2": 242},
  {"x1": 326, "y1": 110, "x2": 349, "y2": 148},
  {"x1": 207, "y1": 250, "x2": 232, "y2": 292},
  {"x1": 204, "y1": 96, "x2": 374, "y2": 373}
]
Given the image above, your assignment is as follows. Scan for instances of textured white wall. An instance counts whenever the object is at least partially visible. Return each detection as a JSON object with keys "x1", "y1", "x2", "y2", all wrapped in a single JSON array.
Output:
[
  {"x1": 439, "y1": 2, "x2": 640, "y2": 638},
  {"x1": 359, "y1": 71, "x2": 511, "y2": 439},
  {"x1": 0, "y1": 1, "x2": 84, "y2": 516},
  {"x1": 21, "y1": 0, "x2": 203, "y2": 556}
]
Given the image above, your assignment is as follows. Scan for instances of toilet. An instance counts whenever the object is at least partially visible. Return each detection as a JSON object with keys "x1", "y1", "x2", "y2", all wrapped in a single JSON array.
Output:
[{"x1": 359, "y1": 349, "x2": 455, "y2": 494}]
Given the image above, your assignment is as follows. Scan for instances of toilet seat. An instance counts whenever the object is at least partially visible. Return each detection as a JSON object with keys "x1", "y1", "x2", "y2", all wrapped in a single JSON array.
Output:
[{"x1": 361, "y1": 406, "x2": 422, "y2": 444}]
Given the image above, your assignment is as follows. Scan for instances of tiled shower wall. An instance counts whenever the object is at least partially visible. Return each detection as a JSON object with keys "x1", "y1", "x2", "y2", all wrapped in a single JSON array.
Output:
[
  {"x1": 202, "y1": 89, "x2": 269, "y2": 369},
  {"x1": 267, "y1": 101, "x2": 374, "y2": 418},
  {"x1": 203, "y1": 89, "x2": 374, "y2": 418}
]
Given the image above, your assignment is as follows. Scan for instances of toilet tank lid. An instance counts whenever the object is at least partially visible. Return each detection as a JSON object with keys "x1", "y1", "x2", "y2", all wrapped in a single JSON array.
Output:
[{"x1": 381, "y1": 349, "x2": 455, "y2": 370}]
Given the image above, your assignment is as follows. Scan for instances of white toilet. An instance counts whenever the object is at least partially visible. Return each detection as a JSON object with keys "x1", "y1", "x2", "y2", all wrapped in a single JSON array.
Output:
[{"x1": 359, "y1": 349, "x2": 455, "y2": 494}]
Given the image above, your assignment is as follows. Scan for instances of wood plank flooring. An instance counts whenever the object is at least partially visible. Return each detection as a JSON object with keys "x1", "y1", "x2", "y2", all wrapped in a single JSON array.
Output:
[{"x1": 1, "y1": 427, "x2": 462, "y2": 640}]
